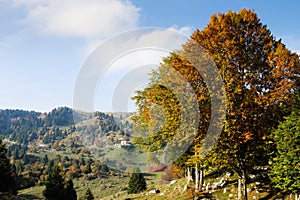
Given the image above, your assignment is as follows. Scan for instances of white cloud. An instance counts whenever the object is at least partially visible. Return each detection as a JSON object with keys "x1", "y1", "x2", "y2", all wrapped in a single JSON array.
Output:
[
  {"x1": 74, "y1": 27, "x2": 192, "y2": 112},
  {"x1": 14, "y1": 0, "x2": 140, "y2": 38},
  {"x1": 82, "y1": 27, "x2": 190, "y2": 75},
  {"x1": 83, "y1": 26, "x2": 192, "y2": 58},
  {"x1": 169, "y1": 25, "x2": 192, "y2": 36}
]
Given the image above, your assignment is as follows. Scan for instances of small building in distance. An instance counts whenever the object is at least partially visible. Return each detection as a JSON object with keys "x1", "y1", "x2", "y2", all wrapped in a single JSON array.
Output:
[{"x1": 115, "y1": 140, "x2": 133, "y2": 147}]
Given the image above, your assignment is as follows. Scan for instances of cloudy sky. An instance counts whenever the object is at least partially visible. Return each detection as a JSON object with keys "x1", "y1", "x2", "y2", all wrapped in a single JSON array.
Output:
[{"x1": 0, "y1": 0, "x2": 299, "y2": 112}]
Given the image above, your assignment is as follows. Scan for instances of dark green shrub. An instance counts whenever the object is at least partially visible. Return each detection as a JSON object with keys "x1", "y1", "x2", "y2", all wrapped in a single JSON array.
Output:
[{"x1": 127, "y1": 173, "x2": 146, "y2": 194}]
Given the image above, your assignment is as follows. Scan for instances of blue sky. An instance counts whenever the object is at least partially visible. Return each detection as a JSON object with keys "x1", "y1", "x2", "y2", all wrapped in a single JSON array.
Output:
[{"x1": 0, "y1": 0, "x2": 299, "y2": 112}]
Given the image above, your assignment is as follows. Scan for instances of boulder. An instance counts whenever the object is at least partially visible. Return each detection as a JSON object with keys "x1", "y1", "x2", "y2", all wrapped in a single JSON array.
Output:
[
  {"x1": 182, "y1": 184, "x2": 188, "y2": 193},
  {"x1": 169, "y1": 180, "x2": 176, "y2": 186},
  {"x1": 149, "y1": 189, "x2": 160, "y2": 194}
]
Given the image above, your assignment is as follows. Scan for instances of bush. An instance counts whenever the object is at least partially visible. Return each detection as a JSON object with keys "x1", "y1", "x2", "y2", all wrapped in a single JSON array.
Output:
[
  {"x1": 125, "y1": 166, "x2": 140, "y2": 176},
  {"x1": 146, "y1": 163, "x2": 166, "y2": 172},
  {"x1": 160, "y1": 165, "x2": 175, "y2": 183},
  {"x1": 127, "y1": 173, "x2": 146, "y2": 194}
]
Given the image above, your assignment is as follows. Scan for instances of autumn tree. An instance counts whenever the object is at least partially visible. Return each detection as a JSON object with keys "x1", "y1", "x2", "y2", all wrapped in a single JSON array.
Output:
[
  {"x1": 192, "y1": 9, "x2": 300, "y2": 199},
  {"x1": 0, "y1": 138, "x2": 17, "y2": 196},
  {"x1": 269, "y1": 92, "x2": 300, "y2": 200},
  {"x1": 132, "y1": 9, "x2": 300, "y2": 200},
  {"x1": 131, "y1": 50, "x2": 213, "y2": 170}
]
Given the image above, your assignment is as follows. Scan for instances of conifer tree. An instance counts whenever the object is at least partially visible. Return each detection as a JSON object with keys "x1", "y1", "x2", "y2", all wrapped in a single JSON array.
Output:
[
  {"x1": 43, "y1": 165, "x2": 65, "y2": 200},
  {"x1": 0, "y1": 138, "x2": 17, "y2": 195},
  {"x1": 127, "y1": 173, "x2": 147, "y2": 194},
  {"x1": 269, "y1": 93, "x2": 300, "y2": 200},
  {"x1": 84, "y1": 188, "x2": 94, "y2": 200},
  {"x1": 64, "y1": 179, "x2": 77, "y2": 200},
  {"x1": 43, "y1": 164, "x2": 77, "y2": 200}
]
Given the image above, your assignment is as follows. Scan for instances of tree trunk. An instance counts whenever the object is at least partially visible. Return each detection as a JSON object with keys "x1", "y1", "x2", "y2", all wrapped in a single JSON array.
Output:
[
  {"x1": 242, "y1": 170, "x2": 248, "y2": 200},
  {"x1": 199, "y1": 168, "x2": 204, "y2": 191},
  {"x1": 238, "y1": 177, "x2": 242, "y2": 200},
  {"x1": 237, "y1": 170, "x2": 248, "y2": 200},
  {"x1": 187, "y1": 167, "x2": 192, "y2": 184},
  {"x1": 237, "y1": 154, "x2": 248, "y2": 200},
  {"x1": 195, "y1": 164, "x2": 199, "y2": 190}
]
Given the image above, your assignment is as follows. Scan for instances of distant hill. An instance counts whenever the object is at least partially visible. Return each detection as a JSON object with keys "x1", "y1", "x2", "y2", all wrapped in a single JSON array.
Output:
[{"x1": 0, "y1": 107, "x2": 134, "y2": 161}]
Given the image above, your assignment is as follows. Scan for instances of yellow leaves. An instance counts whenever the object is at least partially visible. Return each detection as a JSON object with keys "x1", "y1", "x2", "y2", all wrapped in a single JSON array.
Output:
[
  {"x1": 132, "y1": 8, "x2": 300, "y2": 173},
  {"x1": 243, "y1": 132, "x2": 253, "y2": 142}
]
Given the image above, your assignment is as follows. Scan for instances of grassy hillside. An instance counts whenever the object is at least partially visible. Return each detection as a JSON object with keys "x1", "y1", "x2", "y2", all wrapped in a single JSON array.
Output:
[{"x1": 17, "y1": 170, "x2": 292, "y2": 200}]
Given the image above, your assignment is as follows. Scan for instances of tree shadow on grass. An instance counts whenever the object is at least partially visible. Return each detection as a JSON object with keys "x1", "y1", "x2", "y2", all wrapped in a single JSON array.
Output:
[
  {"x1": 143, "y1": 172, "x2": 157, "y2": 177},
  {"x1": 18, "y1": 194, "x2": 42, "y2": 200}
]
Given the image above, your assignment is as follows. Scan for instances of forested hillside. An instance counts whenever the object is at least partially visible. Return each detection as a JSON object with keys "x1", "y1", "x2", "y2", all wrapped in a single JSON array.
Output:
[
  {"x1": 0, "y1": 107, "x2": 135, "y2": 199},
  {"x1": 0, "y1": 107, "x2": 133, "y2": 147}
]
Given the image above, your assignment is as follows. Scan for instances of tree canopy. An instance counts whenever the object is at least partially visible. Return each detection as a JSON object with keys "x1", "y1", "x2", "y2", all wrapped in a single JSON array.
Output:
[{"x1": 132, "y1": 9, "x2": 300, "y2": 200}]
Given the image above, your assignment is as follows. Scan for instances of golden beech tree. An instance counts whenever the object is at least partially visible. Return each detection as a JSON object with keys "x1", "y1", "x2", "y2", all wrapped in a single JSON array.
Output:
[
  {"x1": 131, "y1": 42, "x2": 223, "y2": 189},
  {"x1": 132, "y1": 9, "x2": 300, "y2": 200},
  {"x1": 131, "y1": 54, "x2": 208, "y2": 164},
  {"x1": 192, "y1": 9, "x2": 300, "y2": 199}
]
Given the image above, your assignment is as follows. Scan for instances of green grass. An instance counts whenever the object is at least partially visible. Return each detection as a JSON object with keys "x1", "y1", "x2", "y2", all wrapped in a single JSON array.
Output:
[
  {"x1": 18, "y1": 185, "x2": 45, "y2": 199},
  {"x1": 73, "y1": 175, "x2": 129, "y2": 199},
  {"x1": 18, "y1": 169, "x2": 293, "y2": 200}
]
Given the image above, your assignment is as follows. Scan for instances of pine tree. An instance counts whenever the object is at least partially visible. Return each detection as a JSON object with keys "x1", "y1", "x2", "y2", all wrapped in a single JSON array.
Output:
[
  {"x1": 269, "y1": 93, "x2": 300, "y2": 199},
  {"x1": 127, "y1": 173, "x2": 147, "y2": 194},
  {"x1": 64, "y1": 179, "x2": 77, "y2": 200},
  {"x1": 79, "y1": 154, "x2": 85, "y2": 166},
  {"x1": 84, "y1": 163, "x2": 92, "y2": 174},
  {"x1": 43, "y1": 163, "x2": 77, "y2": 200},
  {"x1": 84, "y1": 188, "x2": 94, "y2": 200},
  {"x1": 43, "y1": 154, "x2": 49, "y2": 165},
  {"x1": 0, "y1": 138, "x2": 17, "y2": 195},
  {"x1": 43, "y1": 165, "x2": 66, "y2": 200}
]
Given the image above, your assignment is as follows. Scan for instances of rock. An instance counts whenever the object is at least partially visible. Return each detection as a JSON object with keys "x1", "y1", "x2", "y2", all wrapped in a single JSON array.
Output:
[
  {"x1": 220, "y1": 182, "x2": 226, "y2": 188},
  {"x1": 149, "y1": 189, "x2": 160, "y2": 194},
  {"x1": 169, "y1": 180, "x2": 176, "y2": 186},
  {"x1": 249, "y1": 174, "x2": 256, "y2": 179},
  {"x1": 182, "y1": 184, "x2": 188, "y2": 193},
  {"x1": 229, "y1": 193, "x2": 233, "y2": 198},
  {"x1": 206, "y1": 182, "x2": 210, "y2": 191},
  {"x1": 225, "y1": 172, "x2": 233, "y2": 177}
]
